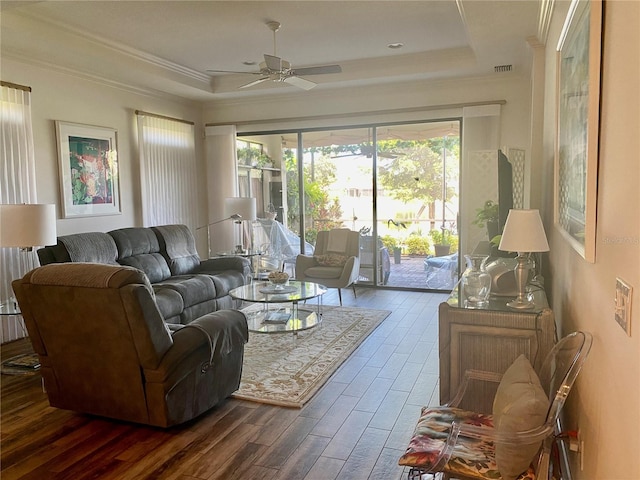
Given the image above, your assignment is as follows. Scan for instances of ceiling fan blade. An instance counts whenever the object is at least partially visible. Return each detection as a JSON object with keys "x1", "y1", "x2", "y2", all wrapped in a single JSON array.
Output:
[
  {"x1": 206, "y1": 69, "x2": 262, "y2": 75},
  {"x1": 283, "y1": 75, "x2": 316, "y2": 90},
  {"x1": 239, "y1": 77, "x2": 270, "y2": 89},
  {"x1": 291, "y1": 65, "x2": 342, "y2": 76},
  {"x1": 264, "y1": 54, "x2": 282, "y2": 71}
]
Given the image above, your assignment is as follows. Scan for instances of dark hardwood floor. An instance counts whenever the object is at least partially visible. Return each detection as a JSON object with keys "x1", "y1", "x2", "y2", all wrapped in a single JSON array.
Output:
[{"x1": 1, "y1": 288, "x2": 448, "y2": 480}]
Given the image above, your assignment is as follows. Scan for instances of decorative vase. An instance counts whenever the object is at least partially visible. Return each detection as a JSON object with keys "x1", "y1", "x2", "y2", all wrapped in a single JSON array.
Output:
[{"x1": 461, "y1": 254, "x2": 491, "y2": 308}]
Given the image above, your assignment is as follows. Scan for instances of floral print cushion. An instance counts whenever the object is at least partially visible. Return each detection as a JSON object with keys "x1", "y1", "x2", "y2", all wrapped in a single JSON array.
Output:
[
  {"x1": 314, "y1": 253, "x2": 348, "y2": 267},
  {"x1": 398, "y1": 406, "x2": 536, "y2": 480}
]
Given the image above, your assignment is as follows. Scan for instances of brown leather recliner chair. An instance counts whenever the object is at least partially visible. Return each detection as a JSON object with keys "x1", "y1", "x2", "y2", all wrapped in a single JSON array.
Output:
[{"x1": 12, "y1": 263, "x2": 248, "y2": 428}]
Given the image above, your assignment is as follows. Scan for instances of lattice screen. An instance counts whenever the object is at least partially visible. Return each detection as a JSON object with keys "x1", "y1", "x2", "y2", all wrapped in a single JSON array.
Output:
[{"x1": 508, "y1": 148, "x2": 526, "y2": 209}]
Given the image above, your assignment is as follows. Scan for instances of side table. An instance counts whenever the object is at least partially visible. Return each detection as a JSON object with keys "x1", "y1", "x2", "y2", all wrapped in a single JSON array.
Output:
[
  {"x1": 439, "y1": 282, "x2": 556, "y2": 413},
  {"x1": 1, "y1": 302, "x2": 40, "y2": 375}
]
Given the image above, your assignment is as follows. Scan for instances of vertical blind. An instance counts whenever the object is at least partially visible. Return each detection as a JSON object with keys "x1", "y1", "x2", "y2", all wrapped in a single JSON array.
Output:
[
  {"x1": 136, "y1": 113, "x2": 198, "y2": 230},
  {"x1": 0, "y1": 83, "x2": 39, "y2": 342}
]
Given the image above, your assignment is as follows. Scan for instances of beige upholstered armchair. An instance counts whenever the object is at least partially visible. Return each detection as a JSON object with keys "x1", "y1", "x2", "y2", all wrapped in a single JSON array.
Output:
[
  {"x1": 295, "y1": 228, "x2": 360, "y2": 305},
  {"x1": 12, "y1": 263, "x2": 248, "y2": 428}
]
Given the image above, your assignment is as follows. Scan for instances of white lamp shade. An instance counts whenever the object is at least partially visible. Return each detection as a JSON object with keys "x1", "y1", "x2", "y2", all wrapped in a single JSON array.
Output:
[
  {"x1": 0, "y1": 204, "x2": 58, "y2": 248},
  {"x1": 224, "y1": 197, "x2": 256, "y2": 222},
  {"x1": 498, "y1": 209, "x2": 549, "y2": 253}
]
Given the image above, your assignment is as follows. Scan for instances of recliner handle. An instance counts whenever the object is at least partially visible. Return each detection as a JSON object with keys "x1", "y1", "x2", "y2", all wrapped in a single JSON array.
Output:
[{"x1": 180, "y1": 324, "x2": 215, "y2": 373}]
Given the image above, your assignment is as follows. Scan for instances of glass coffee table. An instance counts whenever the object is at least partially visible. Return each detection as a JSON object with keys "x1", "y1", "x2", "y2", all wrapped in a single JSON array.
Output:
[{"x1": 229, "y1": 281, "x2": 327, "y2": 334}]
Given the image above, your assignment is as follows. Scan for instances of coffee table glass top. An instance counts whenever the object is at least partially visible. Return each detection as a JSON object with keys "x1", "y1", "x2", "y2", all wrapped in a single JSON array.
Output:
[
  {"x1": 230, "y1": 281, "x2": 327, "y2": 334},
  {"x1": 230, "y1": 281, "x2": 327, "y2": 304}
]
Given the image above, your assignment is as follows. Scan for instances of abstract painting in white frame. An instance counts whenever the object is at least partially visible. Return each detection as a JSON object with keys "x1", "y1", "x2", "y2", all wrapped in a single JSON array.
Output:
[
  {"x1": 56, "y1": 121, "x2": 121, "y2": 218},
  {"x1": 554, "y1": 0, "x2": 602, "y2": 263}
]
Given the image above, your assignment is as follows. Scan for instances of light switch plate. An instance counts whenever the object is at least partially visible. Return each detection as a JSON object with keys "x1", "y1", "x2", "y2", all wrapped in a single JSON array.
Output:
[{"x1": 615, "y1": 277, "x2": 632, "y2": 336}]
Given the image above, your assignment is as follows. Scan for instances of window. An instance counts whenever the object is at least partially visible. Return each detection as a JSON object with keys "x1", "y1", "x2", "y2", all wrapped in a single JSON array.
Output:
[
  {"x1": 136, "y1": 112, "x2": 197, "y2": 229},
  {"x1": 0, "y1": 82, "x2": 38, "y2": 342}
]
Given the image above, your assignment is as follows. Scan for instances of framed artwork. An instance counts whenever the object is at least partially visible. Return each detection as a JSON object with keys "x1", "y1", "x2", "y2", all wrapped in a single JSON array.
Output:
[
  {"x1": 56, "y1": 121, "x2": 121, "y2": 218},
  {"x1": 554, "y1": 0, "x2": 602, "y2": 263}
]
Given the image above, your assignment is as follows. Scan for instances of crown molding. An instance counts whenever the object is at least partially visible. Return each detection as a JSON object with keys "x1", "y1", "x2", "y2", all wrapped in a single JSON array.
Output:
[
  {"x1": 2, "y1": 51, "x2": 201, "y2": 106},
  {"x1": 11, "y1": 10, "x2": 210, "y2": 84}
]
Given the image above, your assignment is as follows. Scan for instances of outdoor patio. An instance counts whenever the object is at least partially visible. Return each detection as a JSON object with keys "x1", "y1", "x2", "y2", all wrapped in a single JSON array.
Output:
[{"x1": 380, "y1": 254, "x2": 460, "y2": 291}]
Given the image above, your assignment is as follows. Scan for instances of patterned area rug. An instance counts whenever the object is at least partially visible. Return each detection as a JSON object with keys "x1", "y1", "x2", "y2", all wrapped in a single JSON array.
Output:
[{"x1": 233, "y1": 305, "x2": 391, "y2": 408}]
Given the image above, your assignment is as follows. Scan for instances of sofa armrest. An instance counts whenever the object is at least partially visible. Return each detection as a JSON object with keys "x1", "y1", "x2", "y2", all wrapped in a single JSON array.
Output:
[
  {"x1": 144, "y1": 310, "x2": 248, "y2": 385},
  {"x1": 194, "y1": 256, "x2": 251, "y2": 278}
]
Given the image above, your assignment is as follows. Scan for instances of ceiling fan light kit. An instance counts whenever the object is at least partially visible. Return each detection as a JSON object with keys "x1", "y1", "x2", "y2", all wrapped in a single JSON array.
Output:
[{"x1": 208, "y1": 20, "x2": 342, "y2": 91}]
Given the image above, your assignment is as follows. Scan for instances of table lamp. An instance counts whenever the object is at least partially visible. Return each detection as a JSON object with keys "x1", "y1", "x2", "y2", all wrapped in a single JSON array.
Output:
[
  {"x1": 498, "y1": 209, "x2": 549, "y2": 309},
  {"x1": 0, "y1": 203, "x2": 57, "y2": 308},
  {"x1": 0, "y1": 204, "x2": 57, "y2": 251}
]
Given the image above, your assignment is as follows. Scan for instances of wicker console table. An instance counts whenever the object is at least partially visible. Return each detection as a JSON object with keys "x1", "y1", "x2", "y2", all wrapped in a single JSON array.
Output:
[{"x1": 439, "y1": 284, "x2": 556, "y2": 414}]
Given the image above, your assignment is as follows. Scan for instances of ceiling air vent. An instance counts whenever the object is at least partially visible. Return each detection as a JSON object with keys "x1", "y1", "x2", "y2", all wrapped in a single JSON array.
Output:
[{"x1": 494, "y1": 65, "x2": 512, "y2": 73}]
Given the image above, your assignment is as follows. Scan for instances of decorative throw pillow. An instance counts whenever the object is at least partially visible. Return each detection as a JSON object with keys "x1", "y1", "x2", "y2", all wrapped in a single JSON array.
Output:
[
  {"x1": 398, "y1": 406, "x2": 495, "y2": 472},
  {"x1": 314, "y1": 253, "x2": 348, "y2": 267},
  {"x1": 493, "y1": 355, "x2": 549, "y2": 480}
]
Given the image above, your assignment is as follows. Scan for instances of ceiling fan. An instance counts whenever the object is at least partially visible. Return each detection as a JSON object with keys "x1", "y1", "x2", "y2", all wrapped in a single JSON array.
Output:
[{"x1": 207, "y1": 21, "x2": 342, "y2": 90}]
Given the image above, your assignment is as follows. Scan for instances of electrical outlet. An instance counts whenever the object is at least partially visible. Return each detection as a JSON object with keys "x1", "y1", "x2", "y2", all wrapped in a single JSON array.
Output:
[{"x1": 615, "y1": 278, "x2": 633, "y2": 336}]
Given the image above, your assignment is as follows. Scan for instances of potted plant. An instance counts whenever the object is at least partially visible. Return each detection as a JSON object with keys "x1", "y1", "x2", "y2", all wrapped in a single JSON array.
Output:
[
  {"x1": 255, "y1": 152, "x2": 273, "y2": 168},
  {"x1": 429, "y1": 228, "x2": 452, "y2": 257},
  {"x1": 387, "y1": 219, "x2": 407, "y2": 264},
  {"x1": 473, "y1": 200, "x2": 500, "y2": 240}
]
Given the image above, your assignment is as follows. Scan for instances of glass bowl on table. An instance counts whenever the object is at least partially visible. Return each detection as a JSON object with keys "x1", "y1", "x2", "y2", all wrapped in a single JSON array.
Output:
[{"x1": 267, "y1": 271, "x2": 290, "y2": 290}]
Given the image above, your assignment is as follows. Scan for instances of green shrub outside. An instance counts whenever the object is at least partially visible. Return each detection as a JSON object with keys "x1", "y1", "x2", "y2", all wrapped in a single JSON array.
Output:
[
  {"x1": 448, "y1": 235, "x2": 459, "y2": 253},
  {"x1": 305, "y1": 228, "x2": 318, "y2": 246},
  {"x1": 380, "y1": 235, "x2": 399, "y2": 251},
  {"x1": 405, "y1": 235, "x2": 430, "y2": 255}
]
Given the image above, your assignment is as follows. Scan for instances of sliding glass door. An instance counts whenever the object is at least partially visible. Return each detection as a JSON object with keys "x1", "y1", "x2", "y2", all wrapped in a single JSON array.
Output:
[
  {"x1": 374, "y1": 123, "x2": 460, "y2": 289},
  {"x1": 238, "y1": 119, "x2": 461, "y2": 291}
]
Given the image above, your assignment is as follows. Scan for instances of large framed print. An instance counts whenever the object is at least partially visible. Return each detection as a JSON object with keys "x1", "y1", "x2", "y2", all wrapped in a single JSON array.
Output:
[
  {"x1": 554, "y1": 0, "x2": 602, "y2": 263},
  {"x1": 56, "y1": 121, "x2": 121, "y2": 218}
]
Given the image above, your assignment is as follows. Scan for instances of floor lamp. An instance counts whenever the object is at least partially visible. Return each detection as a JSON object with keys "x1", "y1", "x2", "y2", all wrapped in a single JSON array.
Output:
[
  {"x1": 224, "y1": 197, "x2": 256, "y2": 253},
  {"x1": 196, "y1": 213, "x2": 242, "y2": 259},
  {"x1": 498, "y1": 209, "x2": 549, "y2": 309},
  {"x1": 0, "y1": 204, "x2": 57, "y2": 371}
]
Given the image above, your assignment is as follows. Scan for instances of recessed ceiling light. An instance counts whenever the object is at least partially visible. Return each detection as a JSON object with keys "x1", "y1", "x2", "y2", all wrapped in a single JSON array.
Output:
[
  {"x1": 387, "y1": 42, "x2": 404, "y2": 49},
  {"x1": 243, "y1": 61, "x2": 256, "y2": 66}
]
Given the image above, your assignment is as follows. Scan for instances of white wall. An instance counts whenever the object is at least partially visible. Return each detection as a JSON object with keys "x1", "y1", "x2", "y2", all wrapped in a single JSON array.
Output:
[
  {"x1": 2, "y1": 58, "x2": 205, "y2": 236},
  {"x1": 203, "y1": 74, "x2": 533, "y2": 156},
  {"x1": 542, "y1": 2, "x2": 640, "y2": 478}
]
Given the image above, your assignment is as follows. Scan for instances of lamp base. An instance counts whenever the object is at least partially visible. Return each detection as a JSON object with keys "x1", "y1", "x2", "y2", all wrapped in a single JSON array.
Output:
[
  {"x1": 507, "y1": 297, "x2": 535, "y2": 310},
  {"x1": 507, "y1": 253, "x2": 534, "y2": 310}
]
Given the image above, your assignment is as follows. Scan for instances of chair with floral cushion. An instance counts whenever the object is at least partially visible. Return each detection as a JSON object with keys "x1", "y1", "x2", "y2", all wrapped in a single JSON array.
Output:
[
  {"x1": 398, "y1": 331, "x2": 592, "y2": 480},
  {"x1": 295, "y1": 228, "x2": 360, "y2": 305}
]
